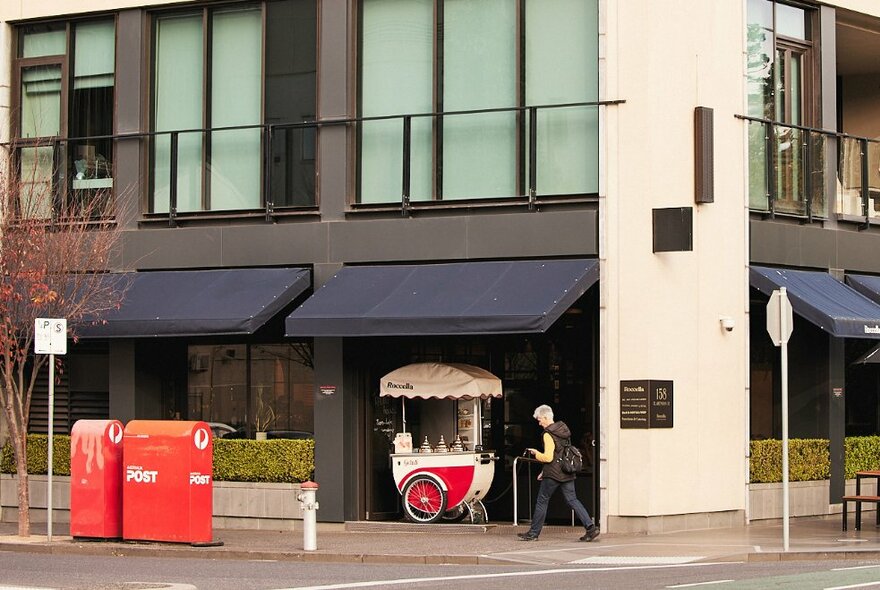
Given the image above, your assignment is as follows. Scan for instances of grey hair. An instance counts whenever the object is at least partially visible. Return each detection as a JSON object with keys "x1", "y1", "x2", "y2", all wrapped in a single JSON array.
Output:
[{"x1": 533, "y1": 405, "x2": 554, "y2": 421}]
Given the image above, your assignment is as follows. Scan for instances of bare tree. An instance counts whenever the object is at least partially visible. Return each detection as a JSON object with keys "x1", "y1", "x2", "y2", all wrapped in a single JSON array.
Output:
[{"x1": 0, "y1": 144, "x2": 127, "y2": 536}]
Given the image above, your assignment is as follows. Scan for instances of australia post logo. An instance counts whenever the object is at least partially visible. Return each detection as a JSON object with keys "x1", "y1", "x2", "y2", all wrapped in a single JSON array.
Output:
[
  {"x1": 126, "y1": 465, "x2": 158, "y2": 483},
  {"x1": 190, "y1": 471, "x2": 211, "y2": 486},
  {"x1": 194, "y1": 427, "x2": 210, "y2": 450},
  {"x1": 107, "y1": 423, "x2": 123, "y2": 445}
]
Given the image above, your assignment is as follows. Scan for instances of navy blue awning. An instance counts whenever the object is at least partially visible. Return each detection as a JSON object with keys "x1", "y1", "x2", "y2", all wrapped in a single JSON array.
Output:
[
  {"x1": 78, "y1": 267, "x2": 310, "y2": 338},
  {"x1": 846, "y1": 274, "x2": 880, "y2": 306},
  {"x1": 285, "y1": 259, "x2": 599, "y2": 336},
  {"x1": 750, "y1": 266, "x2": 880, "y2": 339}
]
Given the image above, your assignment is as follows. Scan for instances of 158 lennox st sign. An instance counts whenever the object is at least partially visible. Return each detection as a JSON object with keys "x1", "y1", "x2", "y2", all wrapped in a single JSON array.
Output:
[{"x1": 620, "y1": 380, "x2": 673, "y2": 429}]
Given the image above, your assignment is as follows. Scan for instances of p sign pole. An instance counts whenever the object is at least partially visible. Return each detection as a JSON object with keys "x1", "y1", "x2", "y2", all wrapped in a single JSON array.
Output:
[
  {"x1": 766, "y1": 289, "x2": 793, "y2": 551},
  {"x1": 34, "y1": 318, "x2": 67, "y2": 542}
]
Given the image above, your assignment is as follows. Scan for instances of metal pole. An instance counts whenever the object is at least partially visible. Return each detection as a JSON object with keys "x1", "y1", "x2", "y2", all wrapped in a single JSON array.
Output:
[
  {"x1": 513, "y1": 456, "x2": 519, "y2": 525},
  {"x1": 47, "y1": 353, "x2": 54, "y2": 542},
  {"x1": 781, "y1": 288, "x2": 790, "y2": 552}
]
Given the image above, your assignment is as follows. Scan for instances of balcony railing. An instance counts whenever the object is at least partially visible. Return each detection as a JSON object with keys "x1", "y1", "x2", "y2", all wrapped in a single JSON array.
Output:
[
  {"x1": 741, "y1": 114, "x2": 880, "y2": 227},
  {"x1": 10, "y1": 100, "x2": 624, "y2": 225}
]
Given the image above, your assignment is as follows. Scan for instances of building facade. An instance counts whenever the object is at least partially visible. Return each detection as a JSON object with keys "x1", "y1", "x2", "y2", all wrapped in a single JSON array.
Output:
[{"x1": 2, "y1": 0, "x2": 880, "y2": 533}]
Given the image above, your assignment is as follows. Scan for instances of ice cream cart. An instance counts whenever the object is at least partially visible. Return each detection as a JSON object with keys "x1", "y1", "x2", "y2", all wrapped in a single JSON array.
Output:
[{"x1": 381, "y1": 362, "x2": 501, "y2": 524}]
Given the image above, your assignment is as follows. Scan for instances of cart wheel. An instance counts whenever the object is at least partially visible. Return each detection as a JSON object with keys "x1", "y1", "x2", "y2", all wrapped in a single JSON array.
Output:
[
  {"x1": 441, "y1": 503, "x2": 468, "y2": 523},
  {"x1": 402, "y1": 476, "x2": 447, "y2": 523}
]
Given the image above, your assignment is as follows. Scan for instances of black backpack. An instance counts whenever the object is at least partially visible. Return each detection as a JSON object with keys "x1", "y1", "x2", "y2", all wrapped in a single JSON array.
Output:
[{"x1": 557, "y1": 439, "x2": 583, "y2": 474}]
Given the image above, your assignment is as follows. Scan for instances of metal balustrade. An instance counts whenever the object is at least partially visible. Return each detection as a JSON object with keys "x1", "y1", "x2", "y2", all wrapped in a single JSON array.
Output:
[{"x1": 8, "y1": 99, "x2": 623, "y2": 225}]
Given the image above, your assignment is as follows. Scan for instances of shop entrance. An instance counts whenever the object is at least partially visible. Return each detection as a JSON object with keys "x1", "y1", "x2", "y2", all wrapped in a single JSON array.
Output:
[{"x1": 360, "y1": 290, "x2": 599, "y2": 524}]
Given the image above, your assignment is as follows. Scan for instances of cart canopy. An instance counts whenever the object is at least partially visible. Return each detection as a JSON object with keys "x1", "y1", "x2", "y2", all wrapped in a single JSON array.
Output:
[{"x1": 379, "y1": 363, "x2": 502, "y2": 400}]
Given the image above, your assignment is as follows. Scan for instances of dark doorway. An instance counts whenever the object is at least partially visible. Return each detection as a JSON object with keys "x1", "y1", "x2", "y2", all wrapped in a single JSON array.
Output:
[{"x1": 358, "y1": 288, "x2": 599, "y2": 525}]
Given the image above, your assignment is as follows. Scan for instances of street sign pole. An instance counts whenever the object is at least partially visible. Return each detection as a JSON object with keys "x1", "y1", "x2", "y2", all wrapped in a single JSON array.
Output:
[
  {"x1": 781, "y1": 316, "x2": 789, "y2": 552},
  {"x1": 766, "y1": 288, "x2": 793, "y2": 552},
  {"x1": 47, "y1": 352, "x2": 54, "y2": 542},
  {"x1": 34, "y1": 318, "x2": 67, "y2": 543}
]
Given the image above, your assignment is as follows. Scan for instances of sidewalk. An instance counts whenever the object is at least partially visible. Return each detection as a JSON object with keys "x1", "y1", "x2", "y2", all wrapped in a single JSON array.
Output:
[{"x1": 2, "y1": 516, "x2": 880, "y2": 566}]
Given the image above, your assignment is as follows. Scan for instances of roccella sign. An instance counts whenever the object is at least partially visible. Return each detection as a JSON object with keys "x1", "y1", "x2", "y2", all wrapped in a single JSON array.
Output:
[{"x1": 385, "y1": 381, "x2": 414, "y2": 390}]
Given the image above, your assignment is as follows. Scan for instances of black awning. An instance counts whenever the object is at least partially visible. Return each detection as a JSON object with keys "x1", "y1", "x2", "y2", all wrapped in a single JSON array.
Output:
[
  {"x1": 285, "y1": 259, "x2": 599, "y2": 336},
  {"x1": 750, "y1": 266, "x2": 880, "y2": 339},
  {"x1": 78, "y1": 267, "x2": 310, "y2": 338}
]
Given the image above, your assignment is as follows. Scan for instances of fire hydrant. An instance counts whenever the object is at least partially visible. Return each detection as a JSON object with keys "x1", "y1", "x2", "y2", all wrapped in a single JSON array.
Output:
[{"x1": 297, "y1": 481, "x2": 319, "y2": 551}]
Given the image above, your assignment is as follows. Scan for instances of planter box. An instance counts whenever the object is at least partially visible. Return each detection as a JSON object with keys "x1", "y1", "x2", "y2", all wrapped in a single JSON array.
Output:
[
  {"x1": 748, "y1": 478, "x2": 877, "y2": 521},
  {"x1": 0, "y1": 475, "x2": 304, "y2": 530}
]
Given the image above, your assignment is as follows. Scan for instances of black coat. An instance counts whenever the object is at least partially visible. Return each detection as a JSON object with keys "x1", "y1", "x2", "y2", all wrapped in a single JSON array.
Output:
[{"x1": 541, "y1": 421, "x2": 575, "y2": 483}]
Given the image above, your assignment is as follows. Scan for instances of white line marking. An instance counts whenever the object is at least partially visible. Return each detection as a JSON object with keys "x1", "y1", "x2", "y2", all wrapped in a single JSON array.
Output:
[
  {"x1": 571, "y1": 556, "x2": 704, "y2": 565},
  {"x1": 0, "y1": 586, "x2": 57, "y2": 590},
  {"x1": 274, "y1": 562, "x2": 731, "y2": 590},
  {"x1": 825, "y1": 583, "x2": 880, "y2": 590},
  {"x1": 666, "y1": 581, "x2": 734, "y2": 588},
  {"x1": 833, "y1": 566, "x2": 880, "y2": 571}
]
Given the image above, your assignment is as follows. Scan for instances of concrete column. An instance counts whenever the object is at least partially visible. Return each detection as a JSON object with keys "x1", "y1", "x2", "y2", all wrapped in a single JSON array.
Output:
[
  {"x1": 829, "y1": 336, "x2": 846, "y2": 504},
  {"x1": 109, "y1": 340, "x2": 137, "y2": 423},
  {"x1": 114, "y1": 10, "x2": 145, "y2": 232}
]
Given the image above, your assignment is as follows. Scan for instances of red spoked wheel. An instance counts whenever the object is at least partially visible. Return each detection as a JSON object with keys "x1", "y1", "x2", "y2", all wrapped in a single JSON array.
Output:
[{"x1": 402, "y1": 475, "x2": 447, "y2": 523}]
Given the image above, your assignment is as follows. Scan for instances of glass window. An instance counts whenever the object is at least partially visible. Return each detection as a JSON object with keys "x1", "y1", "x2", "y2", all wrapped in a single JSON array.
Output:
[
  {"x1": 359, "y1": 0, "x2": 433, "y2": 204},
  {"x1": 16, "y1": 20, "x2": 116, "y2": 219},
  {"x1": 745, "y1": 0, "x2": 815, "y2": 216},
  {"x1": 358, "y1": 0, "x2": 599, "y2": 204},
  {"x1": 151, "y1": 1, "x2": 317, "y2": 214},
  {"x1": 187, "y1": 343, "x2": 314, "y2": 438},
  {"x1": 21, "y1": 24, "x2": 66, "y2": 58},
  {"x1": 266, "y1": 0, "x2": 318, "y2": 207},
  {"x1": 526, "y1": 0, "x2": 599, "y2": 196}
]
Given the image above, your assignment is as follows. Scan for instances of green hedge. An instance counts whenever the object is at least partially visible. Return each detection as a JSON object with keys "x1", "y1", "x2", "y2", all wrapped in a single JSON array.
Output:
[
  {"x1": 1, "y1": 435, "x2": 314, "y2": 484},
  {"x1": 750, "y1": 436, "x2": 880, "y2": 483}
]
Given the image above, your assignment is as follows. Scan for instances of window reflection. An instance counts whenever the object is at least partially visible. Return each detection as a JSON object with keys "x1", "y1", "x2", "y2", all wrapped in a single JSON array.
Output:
[{"x1": 186, "y1": 343, "x2": 314, "y2": 438}]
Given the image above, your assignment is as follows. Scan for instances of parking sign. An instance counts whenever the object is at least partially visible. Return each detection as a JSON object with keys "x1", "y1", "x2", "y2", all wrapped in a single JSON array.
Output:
[{"x1": 35, "y1": 318, "x2": 67, "y2": 355}]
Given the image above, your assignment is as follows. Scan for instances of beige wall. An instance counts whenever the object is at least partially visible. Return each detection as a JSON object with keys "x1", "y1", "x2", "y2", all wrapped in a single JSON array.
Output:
[
  {"x1": 0, "y1": 0, "x2": 184, "y2": 21},
  {"x1": 601, "y1": 0, "x2": 748, "y2": 525}
]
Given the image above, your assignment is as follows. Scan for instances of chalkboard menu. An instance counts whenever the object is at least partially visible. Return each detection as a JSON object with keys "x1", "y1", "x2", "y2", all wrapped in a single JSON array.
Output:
[{"x1": 620, "y1": 380, "x2": 673, "y2": 429}]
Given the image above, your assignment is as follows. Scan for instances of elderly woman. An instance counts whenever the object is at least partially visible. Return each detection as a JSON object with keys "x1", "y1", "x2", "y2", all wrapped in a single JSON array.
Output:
[{"x1": 518, "y1": 404, "x2": 599, "y2": 542}]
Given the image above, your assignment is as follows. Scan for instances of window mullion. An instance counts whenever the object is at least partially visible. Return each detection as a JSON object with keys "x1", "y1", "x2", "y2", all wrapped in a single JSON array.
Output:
[{"x1": 202, "y1": 7, "x2": 211, "y2": 211}]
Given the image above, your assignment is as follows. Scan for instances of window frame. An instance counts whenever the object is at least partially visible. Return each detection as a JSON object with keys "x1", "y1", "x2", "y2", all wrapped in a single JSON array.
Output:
[
  {"x1": 354, "y1": 0, "x2": 599, "y2": 208},
  {"x1": 13, "y1": 17, "x2": 118, "y2": 219},
  {"x1": 146, "y1": 0, "x2": 319, "y2": 218}
]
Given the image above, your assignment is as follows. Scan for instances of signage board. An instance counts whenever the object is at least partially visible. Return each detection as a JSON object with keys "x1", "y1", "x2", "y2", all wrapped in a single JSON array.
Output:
[
  {"x1": 621, "y1": 380, "x2": 674, "y2": 429},
  {"x1": 35, "y1": 318, "x2": 67, "y2": 355},
  {"x1": 766, "y1": 288, "x2": 793, "y2": 346}
]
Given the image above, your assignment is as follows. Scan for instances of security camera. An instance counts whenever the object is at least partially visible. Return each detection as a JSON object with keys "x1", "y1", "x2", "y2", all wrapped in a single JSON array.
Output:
[{"x1": 720, "y1": 317, "x2": 735, "y2": 332}]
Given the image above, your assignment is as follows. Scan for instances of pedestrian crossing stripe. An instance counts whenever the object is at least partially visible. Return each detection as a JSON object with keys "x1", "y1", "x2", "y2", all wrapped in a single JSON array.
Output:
[{"x1": 569, "y1": 556, "x2": 705, "y2": 565}]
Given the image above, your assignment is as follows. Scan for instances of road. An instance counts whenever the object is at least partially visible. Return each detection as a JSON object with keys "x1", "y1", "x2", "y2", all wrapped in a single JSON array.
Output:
[{"x1": 3, "y1": 551, "x2": 880, "y2": 589}]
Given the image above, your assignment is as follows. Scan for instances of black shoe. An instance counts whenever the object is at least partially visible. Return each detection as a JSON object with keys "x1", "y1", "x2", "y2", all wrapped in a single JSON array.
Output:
[
  {"x1": 580, "y1": 526, "x2": 599, "y2": 542},
  {"x1": 517, "y1": 532, "x2": 539, "y2": 541}
]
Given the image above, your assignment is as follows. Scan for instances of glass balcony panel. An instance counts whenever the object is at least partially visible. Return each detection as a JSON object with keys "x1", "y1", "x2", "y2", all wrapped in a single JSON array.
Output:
[
  {"x1": 838, "y1": 136, "x2": 866, "y2": 217},
  {"x1": 774, "y1": 126, "x2": 806, "y2": 216},
  {"x1": 152, "y1": 130, "x2": 204, "y2": 213},
  {"x1": 869, "y1": 141, "x2": 880, "y2": 221},
  {"x1": 530, "y1": 105, "x2": 598, "y2": 196},
  {"x1": 19, "y1": 146, "x2": 55, "y2": 219},
  {"x1": 269, "y1": 126, "x2": 316, "y2": 208},
  {"x1": 208, "y1": 127, "x2": 261, "y2": 211},
  {"x1": 748, "y1": 121, "x2": 769, "y2": 212},
  {"x1": 807, "y1": 130, "x2": 826, "y2": 218}
]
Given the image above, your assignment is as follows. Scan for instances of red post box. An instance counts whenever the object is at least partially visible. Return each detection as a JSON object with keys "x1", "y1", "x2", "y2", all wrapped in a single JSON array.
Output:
[
  {"x1": 122, "y1": 420, "x2": 214, "y2": 544},
  {"x1": 70, "y1": 419, "x2": 125, "y2": 538}
]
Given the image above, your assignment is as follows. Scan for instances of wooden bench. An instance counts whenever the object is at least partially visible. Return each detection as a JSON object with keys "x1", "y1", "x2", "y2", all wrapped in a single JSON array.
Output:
[{"x1": 842, "y1": 495, "x2": 880, "y2": 531}]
